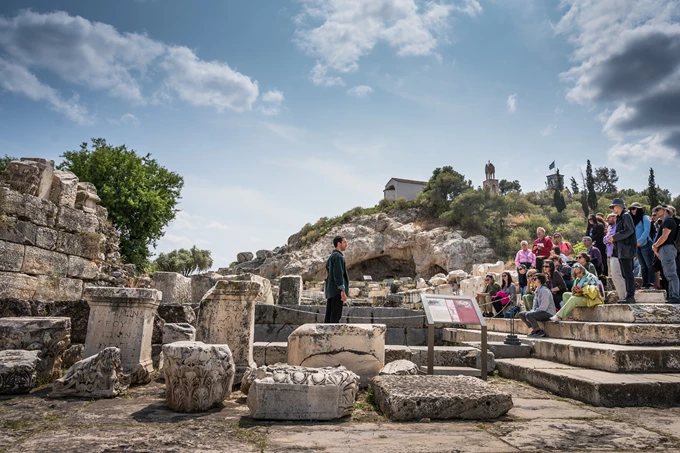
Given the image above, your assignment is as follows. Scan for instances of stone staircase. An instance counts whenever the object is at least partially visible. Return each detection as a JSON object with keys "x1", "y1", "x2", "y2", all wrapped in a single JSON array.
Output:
[{"x1": 444, "y1": 303, "x2": 680, "y2": 407}]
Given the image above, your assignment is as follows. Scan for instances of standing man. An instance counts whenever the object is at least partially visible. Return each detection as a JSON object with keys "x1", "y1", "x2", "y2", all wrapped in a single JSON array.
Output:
[
  {"x1": 532, "y1": 227, "x2": 553, "y2": 271},
  {"x1": 651, "y1": 206, "x2": 680, "y2": 303},
  {"x1": 604, "y1": 213, "x2": 626, "y2": 300},
  {"x1": 607, "y1": 198, "x2": 637, "y2": 304},
  {"x1": 324, "y1": 236, "x2": 350, "y2": 323}
]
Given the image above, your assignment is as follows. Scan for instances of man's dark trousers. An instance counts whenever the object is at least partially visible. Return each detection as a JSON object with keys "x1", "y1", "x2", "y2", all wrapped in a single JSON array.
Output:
[
  {"x1": 324, "y1": 294, "x2": 343, "y2": 323},
  {"x1": 619, "y1": 257, "x2": 636, "y2": 299}
]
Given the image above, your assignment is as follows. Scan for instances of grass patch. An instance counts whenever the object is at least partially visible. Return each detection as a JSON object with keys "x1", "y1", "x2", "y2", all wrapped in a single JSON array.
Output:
[
  {"x1": 229, "y1": 421, "x2": 268, "y2": 453},
  {"x1": 3, "y1": 418, "x2": 33, "y2": 431}
]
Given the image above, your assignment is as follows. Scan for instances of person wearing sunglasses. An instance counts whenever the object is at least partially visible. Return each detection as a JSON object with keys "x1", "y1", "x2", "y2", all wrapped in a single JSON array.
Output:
[
  {"x1": 476, "y1": 274, "x2": 501, "y2": 317},
  {"x1": 629, "y1": 202, "x2": 655, "y2": 289},
  {"x1": 518, "y1": 273, "x2": 555, "y2": 337}
]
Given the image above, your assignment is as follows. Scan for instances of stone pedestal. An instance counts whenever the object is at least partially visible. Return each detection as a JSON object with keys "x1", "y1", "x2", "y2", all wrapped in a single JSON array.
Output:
[
  {"x1": 277, "y1": 275, "x2": 302, "y2": 306},
  {"x1": 51, "y1": 347, "x2": 129, "y2": 398},
  {"x1": 83, "y1": 287, "x2": 161, "y2": 385},
  {"x1": 0, "y1": 350, "x2": 41, "y2": 394},
  {"x1": 288, "y1": 323, "x2": 386, "y2": 387},
  {"x1": 162, "y1": 341, "x2": 235, "y2": 412},
  {"x1": 244, "y1": 364, "x2": 359, "y2": 420},
  {"x1": 196, "y1": 280, "x2": 261, "y2": 383},
  {"x1": 483, "y1": 178, "x2": 499, "y2": 195}
]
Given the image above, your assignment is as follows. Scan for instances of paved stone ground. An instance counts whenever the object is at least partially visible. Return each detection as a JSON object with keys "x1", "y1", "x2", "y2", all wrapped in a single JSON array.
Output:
[{"x1": 2, "y1": 376, "x2": 680, "y2": 452}]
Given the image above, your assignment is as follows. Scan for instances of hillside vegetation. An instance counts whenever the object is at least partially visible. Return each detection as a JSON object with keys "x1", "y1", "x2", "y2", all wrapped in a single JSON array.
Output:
[{"x1": 290, "y1": 164, "x2": 680, "y2": 261}]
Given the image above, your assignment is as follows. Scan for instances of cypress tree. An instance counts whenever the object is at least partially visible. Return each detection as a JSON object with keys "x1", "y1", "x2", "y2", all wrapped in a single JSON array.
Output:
[{"x1": 648, "y1": 168, "x2": 659, "y2": 208}]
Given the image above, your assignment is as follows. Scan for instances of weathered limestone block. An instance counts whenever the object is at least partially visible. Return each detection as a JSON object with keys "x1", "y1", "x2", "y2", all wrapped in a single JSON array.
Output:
[
  {"x1": 74, "y1": 182, "x2": 101, "y2": 214},
  {"x1": 22, "y1": 158, "x2": 54, "y2": 199},
  {"x1": 447, "y1": 270, "x2": 468, "y2": 283},
  {"x1": 47, "y1": 300, "x2": 90, "y2": 343},
  {"x1": 67, "y1": 255, "x2": 99, "y2": 280},
  {"x1": 379, "y1": 359, "x2": 422, "y2": 376},
  {"x1": 196, "y1": 280, "x2": 260, "y2": 383},
  {"x1": 51, "y1": 347, "x2": 129, "y2": 398},
  {"x1": 190, "y1": 273, "x2": 217, "y2": 305},
  {"x1": 0, "y1": 298, "x2": 32, "y2": 317},
  {"x1": 151, "y1": 272, "x2": 191, "y2": 304},
  {"x1": 256, "y1": 249, "x2": 273, "y2": 260},
  {"x1": 0, "y1": 160, "x2": 43, "y2": 196},
  {"x1": 55, "y1": 231, "x2": 101, "y2": 260},
  {"x1": 83, "y1": 287, "x2": 161, "y2": 385},
  {"x1": 163, "y1": 341, "x2": 235, "y2": 412},
  {"x1": 635, "y1": 290, "x2": 667, "y2": 304},
  {"x1": 20, "y1": 246, "x2": 68, "y2": 276},
  {"x1": 0, "y1": 240, "x2": 25, "y2": 272},
  {"x1": 0, "y1": 272, "x2": 38, "y2": 299},
  {"x1": 0, "y1": 218, "x2": 37, "y2": 245},
  {"x1": 225, "y1": 273, "x2": 274, "y2": 305},
  {"x1": 0, "y1": 317, "x2": 71, "y2": 382},
  {"x1": 277, "y1": 275, "x2": 302, "y2": 306},
  {"x1": 472, "y1": 261, "x2": 505, "y2": 277},
  {"x1": 62, "y1": 344, "x2": 84, "y2": 369},
  {"x1": 0, "y1": 350, "x2": 41, "y2": 394},
  {"x1": 34, "y1": 276, "x2": 84, "y2": 301},
  {"x1": 288, "y1": 323, "x2": 386, "y2": 387},
  {"x1": 35, "y1": 227, "x2": 58, "y2": 250},
  {"x1": 349, "y1": 288, "x2": 361, "y2": 298},
  {"x1": 237, "y1": 251, "x2": 254, "y2": 263},
  {"x1": 428, "y1": 276, "x2": 448, "y2": 286},
  {"x1": 416, "y1": 278, "x2": 427, "y2": 289},
  {"x1": 0, "y1": 188, "x2": 58, "y2": 228},
  {"x1": 163, "y1": 323, "x2": 196, "y2": 343},
  {"x1": 152, "y1": 313, "x2": 165, "y2": 344},
  {"x1": 245, "y1": 364, "x2": 360, "y2": 420},
  {"x1": 158, "y1": 304, "x2": 196, "y2": 325},
  {"x1": 49, "y1": 170, "x2": 79, "y2": 208},
  {"x1": 371, "y1": 375, "x2": 513, "y2": 421},
  {"x1": 56, "y1": 206, "x2": 99, "y2": 234}
]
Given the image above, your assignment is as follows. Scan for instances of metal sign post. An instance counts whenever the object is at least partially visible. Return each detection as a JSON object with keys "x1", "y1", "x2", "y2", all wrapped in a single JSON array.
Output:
[{"x1": 422, "y1": 294, "x2": 488, "y2": 381}]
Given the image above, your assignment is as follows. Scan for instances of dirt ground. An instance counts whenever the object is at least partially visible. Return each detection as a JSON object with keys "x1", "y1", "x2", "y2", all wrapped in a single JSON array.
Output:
[{"x1": 2, "y1": 376, "x2": 680, "y2": 453}]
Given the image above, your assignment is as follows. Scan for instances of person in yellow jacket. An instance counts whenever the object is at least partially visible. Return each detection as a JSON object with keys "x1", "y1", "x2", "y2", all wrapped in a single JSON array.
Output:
[{"x1": 550, "y1": 263, "x2": 603, "y2": 322}]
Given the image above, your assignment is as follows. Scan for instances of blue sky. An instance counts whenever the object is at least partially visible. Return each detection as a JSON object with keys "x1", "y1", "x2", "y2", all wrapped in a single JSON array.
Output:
[{"x1": 1, "y1": 0, "x2": 679, "y2": 268}]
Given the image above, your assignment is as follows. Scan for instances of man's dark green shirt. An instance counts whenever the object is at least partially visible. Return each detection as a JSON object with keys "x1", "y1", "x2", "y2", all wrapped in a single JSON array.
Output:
[{"x1": 325, "y1": 250, "x2": 349, "y2": 299}]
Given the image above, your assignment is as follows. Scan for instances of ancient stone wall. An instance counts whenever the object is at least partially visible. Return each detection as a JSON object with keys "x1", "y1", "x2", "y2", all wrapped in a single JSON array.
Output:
[{"x1": 0, "y1": 158, "x2": 133, "y2": 301}]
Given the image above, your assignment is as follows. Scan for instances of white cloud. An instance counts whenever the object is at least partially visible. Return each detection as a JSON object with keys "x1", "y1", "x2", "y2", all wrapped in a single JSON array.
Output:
[
  {"x1": 507, "y1": 94, "x2": 517, "y2": 113},
  {"x1": 262, "y1": 121, "x2": 308, "y2": 144},
  {"x1": 259, "y1": 89, "x2": 285, "y2": 115},
  {"x1": 120, "y1": 113, "x2": 140, "y2": 127},
  {"x1": 540, "y1": 124, "x2": 556, "y2": 136},
  {"x1": 0, "y1": 10, "x2": 280, "y2": 121},
  {"x1": 346, "y1": 85, "x2": 373, "y2": 97},
  {"x1": 295, "y1": 0, "x2": 481, "y2": 85},
  {"x1": 0, "y1": 57, "x2": 90, "y2": 124},
  {"x1": 161, "y1": 46, "x2": 259, "y2": 112},
  {"x1": 608, "y1": 134, "x2": 677, "y2": 167}
]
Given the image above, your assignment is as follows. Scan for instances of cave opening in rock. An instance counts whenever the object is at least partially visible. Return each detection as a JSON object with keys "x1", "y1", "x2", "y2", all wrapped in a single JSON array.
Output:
[
  {"x1": 346, "y1": 256, "x2": 416, "y2": 281},
  {"x1": 422, "y1": 264, "x2": 447, "y2": 279}
]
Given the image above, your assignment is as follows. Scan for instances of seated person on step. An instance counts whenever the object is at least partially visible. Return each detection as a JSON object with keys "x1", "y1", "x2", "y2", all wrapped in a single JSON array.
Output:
[
  {"x1": 476, "y1": 274, "x2": 501, "y2": 318},
  {"x1": 518, "y1": 273, "x2": 556, "y2": 338},
  {"x1": 550, "y1": 263, "x2": 603, "y2": 322}
]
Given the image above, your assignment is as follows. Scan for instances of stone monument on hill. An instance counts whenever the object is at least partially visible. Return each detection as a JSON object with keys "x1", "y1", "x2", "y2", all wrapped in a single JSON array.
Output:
[{"x1": 483, "y1": 160, "x2": 499, "y2": 195}]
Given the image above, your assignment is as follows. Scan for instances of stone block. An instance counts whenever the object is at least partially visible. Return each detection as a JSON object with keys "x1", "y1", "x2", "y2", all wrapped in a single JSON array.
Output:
[
  {"x1": 0, "y1": 298, "x2": 32, "y2": 317},
  {"x1": 163, "y1": 341, "x2": 235, "y2": 412},
  {"x1": 163, "y1": 323, "x2": 196, "y2": 343},
  {"x1": 277, "y1": 275, "x2": 302, "y2": 306},
  {"x1": 21, "y1": 246, "x2": 68, "y2": 276},
  {"x1": 51, "y1": 347, "x2": 129, "y2": 398},
  {"x1": 572, "y1": 304, "x2": 680, "y2": 324},
  {"x1": 237, "y1": 251, "x2": 254, "y2": 263},
  {"x1": 151, "y1": 272, "x2": 192, "y2": 304},
  {"x1": 83, "y1": 287, "x2": 161, "y2": 385},
  {"x1": 56, "y1": 206, "x2": 99, "y2": 234},
  {"x1": 49, "y1": 170, "x2": 79, "y2": 208},
  {"x1": 158, "y1": 303, "x2": 196, "y2": 325},
  {"x1": 372, "y1": 307, "x2": 425, "y2": 328},
  {"x1": 245, "y1": 364, "x2": 359, "y2": 420},
  {"x1": 406, "y1": 328, "x2": 428, "y2": 346},
  {"x1": 635, "y1": 290, "x2": 667, "y2": 304},
  {"x1": 152, "y1": 313, "x2": 165, "y2": 344},
  {"x1": 288, "y1": 323, "x2": 386, "y2": 387},
  {"x1": 265, "y1": 342, "x2": 288, "y2": 365},
  {"x1": 273, "y1": 305, "x2": 320, "y2": 325},
  {"x1": 0, "y1": 240, "x2": 24, "y2": 272},
  {"x1": 35, "y1": 227, "x2": 58, "y2": 250},
  {"x1": 67, "y1": 255, "x2": 99, "y2": 280},
  {"x1": 0, "y1": 219, "x2": 37, "y2": 245},
  {"x1": 254, "y1": 304, "x2": 276, "y2": 324},
  {"x1": 190, "y1": 273, "x2": 216, "y2": 305},
  {"x1": 216, "y1": 272, "x2": 274, "y2": 305},
  {"x1": 62, "y1": 344, "x2": 84, "y2": 369},
  {"x1": 0, "y1": 160, "x2": 44, "y2": 196},
  {"x1": 74, "y1": 182, "x2": 100, "y2": 214},
  {"x1": 385, "y1": 345, "x2": 413, "y2": 363},
  {"x1": 21, "y1": 158, "x2": 54, "y2": 198},
  {"x1": 22, "y1": 193, "x2": 58, "y2": 227},
  {"x1": 0, "y1": 350, "x2": 41, "y2": 394},
  {"x1": 379, "y1": 359, "x2": 422, "y2": 376},
  {"x1": 0, "y1": 272, "x2": 38, "y2": 299},
  {"x1": 253, "y1": 341, "x2": 266, "y2": 366},
  {"x1": 0, "y1": 317, "x2": 71, "y2": 382},
  {"x1": 386, "y1": 327, "x2": 406, "y2": 345},
  {"x1": 46, "y1": 300, "x2": 90, "y2": 344},
  {"x1": 55, "y1": 231, "x2": 101, "y2": 260},
  {"x1": 196, "y1": 280, "x2": 260, "y2": 383},
  {"x1": 254, "y1": 324, "x2": 294, "y2": 343},
  {"x1": 34, "y1": 275, "x2": 84, "y2": 301}
]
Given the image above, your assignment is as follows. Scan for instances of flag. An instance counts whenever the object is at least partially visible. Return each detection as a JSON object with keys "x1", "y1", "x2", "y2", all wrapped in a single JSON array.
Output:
[{"x1": 549, "y1": 160, "x2": 555, "y2": 170}]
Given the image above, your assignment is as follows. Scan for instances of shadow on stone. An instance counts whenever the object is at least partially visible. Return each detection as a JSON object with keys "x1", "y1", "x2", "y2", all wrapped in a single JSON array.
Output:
[{"x1": 130, "y1": 401, "x2": 223, "y2": 423}]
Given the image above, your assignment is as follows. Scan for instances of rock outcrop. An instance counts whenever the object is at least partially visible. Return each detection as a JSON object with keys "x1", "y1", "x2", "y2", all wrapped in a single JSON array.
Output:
[{"x1": 233, "y1": 210, "x2": 494, "y2": 280}]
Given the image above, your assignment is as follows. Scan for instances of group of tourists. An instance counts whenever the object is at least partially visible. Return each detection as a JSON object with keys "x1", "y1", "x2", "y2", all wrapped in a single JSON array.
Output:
[{"x1": 478, "y1": 198, "x2": 680, "y2": 338}]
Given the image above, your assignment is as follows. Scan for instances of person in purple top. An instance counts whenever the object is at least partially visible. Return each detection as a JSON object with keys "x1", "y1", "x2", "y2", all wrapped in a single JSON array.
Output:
[
  {"x1": 583, "y1": 236, "x2": 603, "y2": 275},
  {"x1": 604, "y1": 213, "x2": 625, "y2": 300}
]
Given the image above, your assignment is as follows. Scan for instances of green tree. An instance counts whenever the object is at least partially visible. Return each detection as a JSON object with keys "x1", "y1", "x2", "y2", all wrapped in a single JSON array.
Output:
[
  {"x1": 59, "y1": 138, "x2": 184, "y2": 269},
  {"x1": 154, "y1": 246, "x2": 213, "y2": 276},
  {"x1": 570, "y1": 176, "x2": 580, "y2": 195},
  {"x1": 593, "y1": 166, "x2": 619, "y2": 193},
  {"x1": 647, "y1": 168, "x2": 659, "y2": 208},
  {"x1": 586, "y1": 160, "x2": 598, "y2": 212},
  {"x1": 416, "y1": 166, "x2": 472, "y2": 216},
  {"x1": 499, "y1": 179, "x2": 521, "y2": 195},
  {"x1": 0, "y1": 155, "x2": 17, "y2": 174}
]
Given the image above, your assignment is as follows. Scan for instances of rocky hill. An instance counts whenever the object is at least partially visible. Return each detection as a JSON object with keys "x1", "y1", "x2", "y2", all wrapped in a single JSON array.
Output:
[{"x1": 232, "y1": 209, "x2": 494, "y2": 281}]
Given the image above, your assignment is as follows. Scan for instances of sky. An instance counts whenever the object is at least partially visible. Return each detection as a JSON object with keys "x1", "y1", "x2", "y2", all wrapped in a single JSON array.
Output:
[{"x1": 1, "y1": 0, "x2": 679, "y2": 269}]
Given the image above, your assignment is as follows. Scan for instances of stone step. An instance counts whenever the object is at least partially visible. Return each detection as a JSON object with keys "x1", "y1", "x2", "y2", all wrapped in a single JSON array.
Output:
[
  {"x1": 418, "y1": 366, "x2": 481, "y2": 377},
  {"x1": 572, "y1": 303, "x2": 680, "y2": 323},
  {"x1": 453, "y1": 329, "x2": 680, "y2": 373},
  {"x1": 467, "y1": 318, "x2": 680, "y2": 346},
  {"x1": 458, "y1": 341, "x2": 531, "y2": 359},
  {"x1": 496, "y1": 357, "x2": 680, "y2": 407}
]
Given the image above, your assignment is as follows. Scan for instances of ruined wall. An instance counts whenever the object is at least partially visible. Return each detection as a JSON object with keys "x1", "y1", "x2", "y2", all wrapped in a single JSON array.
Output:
[{"x1": 0, "y1": 158, "x2": 134, "y2": 301}]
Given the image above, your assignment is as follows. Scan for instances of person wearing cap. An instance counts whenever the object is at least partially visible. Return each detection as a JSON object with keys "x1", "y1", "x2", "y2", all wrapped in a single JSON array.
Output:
[
  {"x1": 604, "y1": 212, "x2": 627, "y2": 300},
  {"x1": 550, "y1": 263, "x2": 603, "y2": 322},
  {"x1": 607, "y1": 198, "x2": 637, "y2": 303},
  {"x1": 651, "y1": 205, "x2": 680, "y2": 303},
  {"x1": 629, "y1": 202, "x2": 655, "y2": 289}
]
